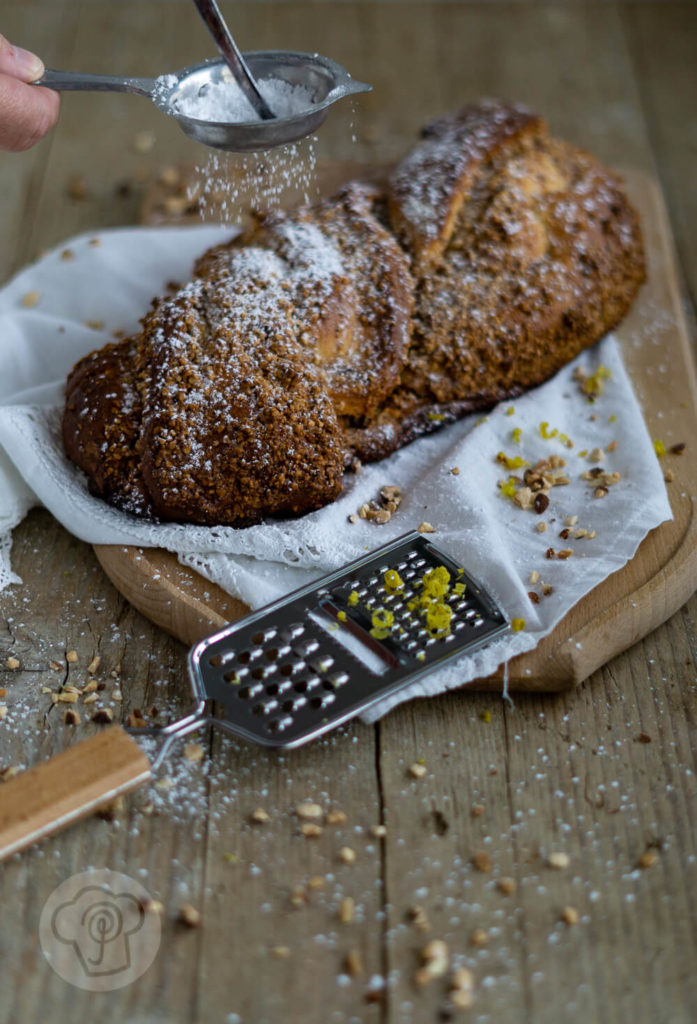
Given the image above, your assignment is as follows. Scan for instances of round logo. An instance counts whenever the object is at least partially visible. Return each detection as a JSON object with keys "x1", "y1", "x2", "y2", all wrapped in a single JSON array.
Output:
[{"x1": 39, "y1": 868, "x2": 161, "y2": 991}]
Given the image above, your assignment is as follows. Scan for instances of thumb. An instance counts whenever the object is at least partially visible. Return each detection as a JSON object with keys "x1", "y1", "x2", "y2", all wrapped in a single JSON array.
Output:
[{"x1": 0, "y1": 34, "x2": 44, "y2": 83}]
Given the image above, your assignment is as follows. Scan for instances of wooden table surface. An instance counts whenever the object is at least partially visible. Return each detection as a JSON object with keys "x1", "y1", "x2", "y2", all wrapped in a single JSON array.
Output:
[{"x1": 1, "y1": 3, "x2": 695, "y2": 1022}]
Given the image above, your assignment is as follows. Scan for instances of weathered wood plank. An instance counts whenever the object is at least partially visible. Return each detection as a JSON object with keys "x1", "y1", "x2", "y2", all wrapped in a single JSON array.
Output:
[
  {"x1": 0, "y1": 5, "x2": 695, "y2": 1024},
  {"x1": 374, "y1": 4, "x2": 697, "y2": 1022},
  {"x1": 622, "y1": 3, "x2": 697, "y2": 313}
]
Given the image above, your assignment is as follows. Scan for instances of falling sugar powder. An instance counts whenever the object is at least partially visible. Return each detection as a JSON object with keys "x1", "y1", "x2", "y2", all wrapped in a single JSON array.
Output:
[{"x1": 191, "y1": 137, "x2": 319, "y2": 226}]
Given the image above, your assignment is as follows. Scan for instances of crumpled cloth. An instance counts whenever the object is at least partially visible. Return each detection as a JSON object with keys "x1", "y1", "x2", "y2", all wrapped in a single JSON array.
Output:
[{"x1": 0, "y1": 227, "x2": 671, "y2": 719}]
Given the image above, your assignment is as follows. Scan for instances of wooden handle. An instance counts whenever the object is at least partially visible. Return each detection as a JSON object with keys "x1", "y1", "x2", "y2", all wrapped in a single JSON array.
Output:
[{"x1": 0, "y1": 727, "x2": 152, "y2": 862}]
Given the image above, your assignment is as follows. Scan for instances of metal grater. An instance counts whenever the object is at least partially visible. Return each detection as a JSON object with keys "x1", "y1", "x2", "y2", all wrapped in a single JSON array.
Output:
[{"x1": 178, "y1": 531, "x2": 509, "y2": 750}]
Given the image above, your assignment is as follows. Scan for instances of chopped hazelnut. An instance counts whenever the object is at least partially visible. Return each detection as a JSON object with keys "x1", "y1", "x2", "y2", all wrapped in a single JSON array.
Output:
[
  {"x1": 416, "y1": 939, "x2": 449, "y2": 982},
  {"x1": 178, "y1": 903, "x2": 201, "y2": 928},
  {"x1": 408, "y1": 762, "x2": 427, "y2": 779},
  {"x1": 326, "y1": 810, "x2": 347, "y2": 825},
  {"x1": 141, "y1": 898, "x2": 164, "y2": 915},
  {"x1": 496, "y1": 876, "x2": 516, "y2": 895},
  {"x1": 472, "y1": 851, "x2": 492, "y2": 873},
  {"x1": 344, "y1": 949, "x2": 363, "y2": 977},
  {"x1": 561, "y1": 906, "x2": 579, "y2": 925},
  {"x1": 6, "y1": 657, "x2": 20, "y2": 671},
  {"x1": 250, "y1": 807, "x2": 270, "y2": 824},
  {"x1": 339, "y1": 896, "x2": 355, "y2": 923},
  {"x1": 534, "y1": 492, "x2": 550, "y2": 514},
  {"x1": 408, "y1": 904, "x2": 430, "y2": 932},
  {"x1": 91, "y1": 708, "x2": 114, "y2": 724},
  {"x1": 300, "y1": 823, "x2": 322, "y2": 838},
  {"x1": 339, "y1": 846, "x2": 357, "y2": 864},
  {"x1": 296, "y1": 801, "x2": 323, "y2": 819},
  {"x1": 67, "y1": 175, "x2": 89, "y2": 200},
  {"x1": 417, "y1": 522, "x2": 435, "y2": 534},
  {"x1": 547, "y1": 851, "x2": 570, "y2": 869},
  {"x1": 270, "y1": 945, "x2": 291, "y2": 959}
]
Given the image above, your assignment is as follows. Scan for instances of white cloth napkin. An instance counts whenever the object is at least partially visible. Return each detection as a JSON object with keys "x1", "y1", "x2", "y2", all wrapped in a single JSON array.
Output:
[{"x1": 0, "y1": 227, "x2": 672, "y2": 719}]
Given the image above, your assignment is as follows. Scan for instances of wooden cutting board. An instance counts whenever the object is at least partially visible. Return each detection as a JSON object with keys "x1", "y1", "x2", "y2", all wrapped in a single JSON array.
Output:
[{"x1": 93, "y1": 167, "x2": 697, "y2": 692}]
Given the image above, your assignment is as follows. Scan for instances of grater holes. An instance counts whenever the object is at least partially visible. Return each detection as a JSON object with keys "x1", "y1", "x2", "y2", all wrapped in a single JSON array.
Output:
[
  {"x1": 252, "y1": 699, "x2": 278, "y2": 716},
  {"x1": 267, "y1": 716, "x2": 293, "y2": 734},
  {"x1": 292, "y1": 675, "x2": 321, "y2": 694},
  {"x1": 279, "y1": 623, "x2": 305, "y2": 641},
  {"x1": 238, "y1": 648, "x2": 263, "y2": 665},
  {"x1": 310, "y1": 693, "x2": 335, "y2": 710},
  {"x1": 279, "y1": 660, "x2": 306, "y2": 677},
  {"x1": 293, "y1": 638, "x2": 319, "y2": 658},
  {"x1": 239, "y1": 683, "x2": 264, "y2": 700},
  {"x1": 282, "y1": 696, "x2": 306, "y2": 713},
  {"x1": 252, "y1": 628, "x2": 277, "y2": 645},
  {"x1": 324, "y1": 671, "x2": 348, "y2": 689},
  {"x1": 251, "y1": 664, "x2": 276, "y2": 681},
  {"x1": 309, "y1": 655, "x2": 334, "y2": 674}
]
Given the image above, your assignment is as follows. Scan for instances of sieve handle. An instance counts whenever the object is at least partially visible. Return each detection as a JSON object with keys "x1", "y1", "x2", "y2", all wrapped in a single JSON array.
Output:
[
  {"x1": 33, "y1": 69, "x2": 156, "y2": 97},
  {"x1": 0, "y1": 727, "x2": 152, "y2": 862}
]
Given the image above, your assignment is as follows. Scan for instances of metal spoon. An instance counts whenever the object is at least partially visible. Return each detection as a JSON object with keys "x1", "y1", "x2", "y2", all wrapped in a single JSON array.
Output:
[
  {"x1": 33, "y1": 52, "x2": 371, "y2": 152},
  {"x1": 192, "y1": 0, "x2": 275, "y2": 121}
]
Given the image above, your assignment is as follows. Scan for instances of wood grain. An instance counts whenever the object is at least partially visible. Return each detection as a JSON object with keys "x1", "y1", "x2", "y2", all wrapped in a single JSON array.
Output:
[
  {"x1": 0, "y1": 4, "x2": 695, "y2": 1024},
  {"x1": 94, "y1": 168, "x2": 697, "y2": 692},
  {"x1": 0, "y1": 727, "x2": 151, "y2": 861}
]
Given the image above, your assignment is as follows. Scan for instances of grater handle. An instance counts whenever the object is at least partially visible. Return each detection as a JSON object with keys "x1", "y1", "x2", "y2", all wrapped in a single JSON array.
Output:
[{"x1": 0, "y1": 727, "x2": 151, "y2": 862}]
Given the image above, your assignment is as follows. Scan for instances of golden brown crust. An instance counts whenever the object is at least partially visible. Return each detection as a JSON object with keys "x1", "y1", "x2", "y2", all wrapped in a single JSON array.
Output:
[
  {"x1": 388, "y1": 101, "x2": 543, "y2": 270},
  {"x1": 346, "y1": 111, "x2": 645, "y2": 461},
  {"x1": 62, "y1": 101, "x2": 646, "y2": 526}
]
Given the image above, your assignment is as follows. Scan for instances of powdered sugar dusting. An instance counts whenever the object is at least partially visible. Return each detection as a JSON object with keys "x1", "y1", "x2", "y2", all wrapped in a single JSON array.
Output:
[
  {"x1": 173, "y1": 75, "x2": 314, "y2": 124},
  {"x1": 191, "y1": 140, "x2": 319, "y2": 226}
]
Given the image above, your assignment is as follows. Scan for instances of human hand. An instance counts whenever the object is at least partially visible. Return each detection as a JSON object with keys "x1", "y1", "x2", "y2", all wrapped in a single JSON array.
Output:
[{"x1": 0, "y1": 34, "x2": 59, "y2": 151}]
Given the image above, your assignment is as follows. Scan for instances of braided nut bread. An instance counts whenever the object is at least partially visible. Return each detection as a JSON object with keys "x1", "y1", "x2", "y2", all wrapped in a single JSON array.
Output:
[{"x1": 63, "y1": 101, "x2": 644, "y2": 526}]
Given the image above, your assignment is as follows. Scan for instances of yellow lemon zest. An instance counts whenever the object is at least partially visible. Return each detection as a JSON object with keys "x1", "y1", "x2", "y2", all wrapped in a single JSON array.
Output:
[
  {"x1": 383, "y1": 569, "x2": 404, "y2": 591},
  {"x1": 539, "y1": 421, "x2": 558, "y2": 440},
  {"x1": 425, "y1": 602, "x2": 453, "y2": 635}
]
